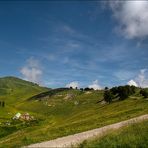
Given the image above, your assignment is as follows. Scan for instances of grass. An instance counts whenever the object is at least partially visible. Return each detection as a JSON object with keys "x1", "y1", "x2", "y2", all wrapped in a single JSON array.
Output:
[
  {"x1": 0, "y1": 76, "x2": 49, "y2": 104},
  {"x1": 0, "y1": 77, "x2": 148, "y2": 147},
  {"x1": 78, "y1": 120, "x2": 148, "y2": 148},
  {"x1": 0, "y1": 89, "x2": 148, "y2": 147}
]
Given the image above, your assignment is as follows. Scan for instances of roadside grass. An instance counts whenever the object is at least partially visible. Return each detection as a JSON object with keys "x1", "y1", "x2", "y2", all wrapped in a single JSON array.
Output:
[{"x1": 78, "y1": 120, "x2": 148, "y2": 148}]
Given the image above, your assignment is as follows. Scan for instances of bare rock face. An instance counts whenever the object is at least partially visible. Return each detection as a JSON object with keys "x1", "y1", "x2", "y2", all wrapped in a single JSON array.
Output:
[
  {"x1": 74, "y1": 101, "x2": 79, "y2": 105},
  {"x1": 64, "y1": 93, "x2": 75, "y2": 100},
  {"x1": 85, "y1": 91, "x2": 92, "y2": 94},
  {"x1": 100, "y1": 100, "x2": 107, "y2": 105}
]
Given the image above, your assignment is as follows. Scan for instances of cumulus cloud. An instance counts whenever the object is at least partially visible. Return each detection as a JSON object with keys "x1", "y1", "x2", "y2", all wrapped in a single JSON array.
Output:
[
  {"x1": 107, "y1": 1, "x2": 148, "y2": 39},
  {"x1": 65, "y1": 81, "x2": 79, "y2": 89},
  {"x1": 136, "y1": 69, "x2": 148, "y2": 88},
  {"x1": 127, "y1": 69, "x2": 148, "y2": 88},
  {"x1": 88, "y1": 80, "x2": 102, "y2": 90},
  {"x1": 127, "y1": 79, "x2": 138, "y2": 87},
  {"x1": 114, "y1": 70, "x2": 134, "y2": 81},
  {"x1": 20, "y1": 57, "x2": 42, "y2": 84}
]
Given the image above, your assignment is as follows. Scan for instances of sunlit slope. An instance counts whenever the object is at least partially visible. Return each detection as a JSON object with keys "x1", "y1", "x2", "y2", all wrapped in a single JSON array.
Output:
[
  {"x1": 0, "y1": 87, "x2": 148, "y2": 147},
  {"x1": 6, "y1": 89, "x2": 147, "y2": 147},
  {"x1": 0, "y1": 76, "x2": 49, "y2": 104}
]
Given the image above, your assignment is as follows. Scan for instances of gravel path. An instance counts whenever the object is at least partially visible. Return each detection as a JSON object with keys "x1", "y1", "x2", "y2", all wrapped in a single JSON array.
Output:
[{"x1": 26, "y1": 114, "x2": 148, "y2": 148}]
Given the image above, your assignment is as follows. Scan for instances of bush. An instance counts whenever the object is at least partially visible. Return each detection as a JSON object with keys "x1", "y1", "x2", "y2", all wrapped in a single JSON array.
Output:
[
  {"x1": 104, "y1": 85, "x2": 136, "y2": 102},
  {"x1": 84, "y1": 87, "x2": 94, "y2": 91},
  {"x1": 104, "y1": 89, "x2": 113, "y2": 103},
  {"x1": 0, "y1": 126, "x2": 17, "y2": 138},
  {"x1": 140, "y1": 89, "x2": 148, "y2": 98}
]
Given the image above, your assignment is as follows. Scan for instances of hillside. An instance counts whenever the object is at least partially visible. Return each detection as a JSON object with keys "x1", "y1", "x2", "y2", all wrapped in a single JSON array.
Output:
[
  {"x1": 0, "y1": 86, "x2": 148, "y2": 147},
  {"x1": 0, "y1": 76, "x2": 49, "y2": 104},
  {"x1": 0, "y1": 76, "x2": 49, "y2": 129}
]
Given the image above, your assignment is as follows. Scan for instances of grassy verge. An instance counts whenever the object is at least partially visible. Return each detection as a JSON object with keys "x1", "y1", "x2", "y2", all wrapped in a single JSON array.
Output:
[{"x1": 78, "y1": 120, "x2": 148, "y2": 148}]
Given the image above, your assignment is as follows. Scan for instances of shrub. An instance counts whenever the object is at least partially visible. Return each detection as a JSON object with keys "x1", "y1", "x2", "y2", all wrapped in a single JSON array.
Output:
[
  {"x1": 140, "y1": 89, "x2": 148, "y2": 98},
  {"x1": 104, "y1": 85, "x2": 136, "y2": 102}
]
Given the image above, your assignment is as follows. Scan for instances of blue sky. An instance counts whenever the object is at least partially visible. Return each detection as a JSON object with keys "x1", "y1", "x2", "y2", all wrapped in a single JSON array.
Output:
[{"x1": 0, "y1": 1, "x2": 148, "y2": 88}]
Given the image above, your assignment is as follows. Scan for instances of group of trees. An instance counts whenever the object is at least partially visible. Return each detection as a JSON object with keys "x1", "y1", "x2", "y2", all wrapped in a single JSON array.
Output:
[
  {"x1": 69, "y1": 87, "x2": 94, "y2": 91},
  {"x1": 104, "y1": 85, "x2": 136, "y2": 103},
  {"x1": 83, "y1": 87, "x2": 94, "y2": 91},
  {"x1": 0, "y1": 101, "x2": 5, "y2": 107},
  {"x1": 70, "y1": 87, "x2": 78, "y2": 90},
  {"x1": 140, "y1": 89, "x2": 148, "y2": 98}
]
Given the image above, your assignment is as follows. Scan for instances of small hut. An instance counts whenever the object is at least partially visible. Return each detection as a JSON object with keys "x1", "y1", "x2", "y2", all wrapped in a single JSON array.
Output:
[
  {"x1": 13, "y1": 112, "x2": 21, "y2": 120},
  {"x1": 20, "y1": 113, "x2": 34, "y2": 121}
]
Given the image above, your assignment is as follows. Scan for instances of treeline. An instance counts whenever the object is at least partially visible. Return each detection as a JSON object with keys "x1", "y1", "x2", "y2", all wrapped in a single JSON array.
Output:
[
  {"x1": 70, "y1": 87, "x2": 94, "y2": 91},
  {"x1": 104, "y1": 85, "x2": 136, "y2": 103}
]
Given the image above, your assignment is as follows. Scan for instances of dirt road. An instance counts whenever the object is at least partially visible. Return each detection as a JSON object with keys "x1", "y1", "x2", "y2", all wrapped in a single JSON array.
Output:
[{"x1": 26, "y1": 114, "x2": 148, "y2": 148}]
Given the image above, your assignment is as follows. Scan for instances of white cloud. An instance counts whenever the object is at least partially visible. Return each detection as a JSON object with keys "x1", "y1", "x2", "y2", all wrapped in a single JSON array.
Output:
[
  {"x1": 127, "y1": 69, "x2": 148, "y2": 88},
  {"x1": 108, "y1": 1, "x2": 148, "y2": 39},
  {"x1": 127, "y1": 79, "x2": 138, "y2": 87},
  {"x1": 65, "y1": 81, "x2": 79, "y2": 89},
  {"x1": 20, "y1": 57, "x2": 42, "y2": 84},
  {"x1": 114, "y1": 70, "x2": 134, "y2": 81},
  {"x1": 136, "y1": 69, "x2": 148, "y2": 88},
  {"x1": 88, "y1": 80, "x2": 102, "y2": 90}
]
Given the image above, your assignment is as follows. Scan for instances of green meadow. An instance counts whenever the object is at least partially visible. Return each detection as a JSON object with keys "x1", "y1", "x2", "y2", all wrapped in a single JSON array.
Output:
[{"x1": 0, "y1": 77, "x2": 148, "y2": 147}]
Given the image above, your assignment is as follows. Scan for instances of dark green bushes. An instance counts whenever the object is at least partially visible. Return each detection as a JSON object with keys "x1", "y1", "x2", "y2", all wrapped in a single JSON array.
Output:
[
  {"x1": 104, "y1": 85, "x2": 136, "y2": 103},
  {"x1": 140, "y1": 89, "x2": 148, "y2": 98},
  {"x1": 0, "y1": 126, "x2": 17, "y2": 138}
]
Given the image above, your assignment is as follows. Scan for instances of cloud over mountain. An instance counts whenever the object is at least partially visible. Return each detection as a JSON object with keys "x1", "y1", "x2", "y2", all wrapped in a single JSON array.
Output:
[
  {"x1": 127, "y1": 69, "x2": 148, "y2": 88},
  {"x1": 136, "y1": 69, "x2": 148, "y2": 88},
  {"x1": 66, "y1": 81, "x2": 79, "y2": 89},
  {"x1": 127, "y1": 80, "x2": 138, "y2": 87},
  {"x1": 20, "y1": 57, "x2": 42, "y2": 84},
  {"x1": 88, "y1": 80, "x2": 102, "y2": 90}
]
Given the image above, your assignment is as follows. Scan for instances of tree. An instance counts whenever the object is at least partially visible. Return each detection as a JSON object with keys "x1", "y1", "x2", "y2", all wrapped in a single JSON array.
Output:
[
  {"x1": 110, "y1": 86, "x2": 118, "y2": 95},
  {"x1": 2, "y1": 101, "x2": 5, "y2": 107},
  {"x1": 140, "y1": 89, "x2": 148, "y2": 98},
  {"x1": 130, "y1": 85, "x2": 136, "y2": 94},
  {"x1": 104, "y1": 87, "x2": 108, "y2": 90},
  {"x1": 104, "y1": 88, "x2": 113, "y2": 103},
  {"x1": 110, "y1": 85, "x2": 136, "y2": 101},
  {"x1": 84, "y1": 87, "x2": 91, "y2": 91},
  {"x1": 117, "y1": 86, "x2": 130, "y2": 100}
]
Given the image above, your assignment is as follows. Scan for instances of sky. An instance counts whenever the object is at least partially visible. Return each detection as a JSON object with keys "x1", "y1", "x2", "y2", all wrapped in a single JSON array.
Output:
[{"x1": 0, "y1": 1, "x2": 148, "y2": 89}]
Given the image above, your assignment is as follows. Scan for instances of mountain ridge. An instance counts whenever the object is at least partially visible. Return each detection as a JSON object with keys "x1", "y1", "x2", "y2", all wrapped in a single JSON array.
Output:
[{"x1": 0, "y1": 76, "x2": 49, "y2": 104}]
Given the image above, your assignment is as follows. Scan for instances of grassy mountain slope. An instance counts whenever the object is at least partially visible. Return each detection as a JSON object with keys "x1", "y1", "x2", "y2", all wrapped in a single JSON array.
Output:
[
  {"x1": 0, "y1": 87, "x2": 148, "y2": 147},
  {"x1": 0, "y1": 76, "x2": 49, "y2": 104},
  {"x1": 0, "y1": 76, "x2": 49, "y2": 127}
]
